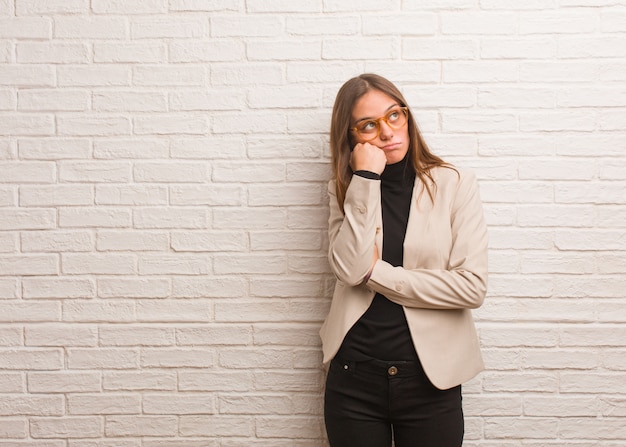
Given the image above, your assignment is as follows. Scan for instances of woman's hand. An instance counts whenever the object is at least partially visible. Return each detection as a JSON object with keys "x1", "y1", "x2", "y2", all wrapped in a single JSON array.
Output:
[{"x1": 350, "y1": 142, "x2": 386, "y2": 175}]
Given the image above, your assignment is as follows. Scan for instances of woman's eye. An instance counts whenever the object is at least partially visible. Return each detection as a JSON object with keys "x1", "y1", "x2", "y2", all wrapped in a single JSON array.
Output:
[
  {"x1": 361, "y1": 121, "x2": 377, "y2": 132},
  {"x1": 387, "y1": 111, "x2": 400, "y2": 121}
]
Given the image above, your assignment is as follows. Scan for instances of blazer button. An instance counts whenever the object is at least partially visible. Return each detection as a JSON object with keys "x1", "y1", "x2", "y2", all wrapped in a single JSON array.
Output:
[
  {"x1": 388, "y1": 366, "x2": 398, "y2": 376},
  {"x1": 357, "y1": 207, "x2": 366, "y2": 214}
]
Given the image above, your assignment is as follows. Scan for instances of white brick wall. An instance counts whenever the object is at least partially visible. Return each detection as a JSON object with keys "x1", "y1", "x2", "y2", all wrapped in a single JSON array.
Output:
[{"x1": 0, "y1": 0, "x2": 624, "y2": 445}]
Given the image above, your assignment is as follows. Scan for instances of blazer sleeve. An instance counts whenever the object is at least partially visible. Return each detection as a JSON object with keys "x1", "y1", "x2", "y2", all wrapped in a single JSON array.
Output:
[
  {"x1": 367, "y1": 170, "x2": 488, "y2": 310},
  {"x1": 327, "y1": 176, "x2": 380, "y2": 286}
]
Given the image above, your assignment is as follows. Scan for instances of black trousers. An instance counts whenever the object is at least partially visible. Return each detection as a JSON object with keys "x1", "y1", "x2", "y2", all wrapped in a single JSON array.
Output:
[{"x1": 324, "y1": 357, "x2": 464, "y2": 447}]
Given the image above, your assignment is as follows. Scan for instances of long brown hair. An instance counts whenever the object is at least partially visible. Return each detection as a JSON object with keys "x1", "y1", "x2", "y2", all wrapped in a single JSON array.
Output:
[{"x1": 330, "y1": 73, "x2": 451, "y2": 211}]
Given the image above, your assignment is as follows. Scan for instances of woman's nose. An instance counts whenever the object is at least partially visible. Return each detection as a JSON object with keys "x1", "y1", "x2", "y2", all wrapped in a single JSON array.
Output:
[{"x1": 378, "y1": 121, "x2": 393, "y2": 140}]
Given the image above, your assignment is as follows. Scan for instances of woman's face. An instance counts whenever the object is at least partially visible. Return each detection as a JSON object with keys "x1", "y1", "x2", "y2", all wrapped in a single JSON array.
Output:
[{"x1": 351, "y1": 89, "x2": 410, "y2": 165}]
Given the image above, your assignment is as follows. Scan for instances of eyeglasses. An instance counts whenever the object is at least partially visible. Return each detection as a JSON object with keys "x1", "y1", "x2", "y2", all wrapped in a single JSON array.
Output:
[{"x1": 350, "y1": 107, "x2": 408, "y2": 142}]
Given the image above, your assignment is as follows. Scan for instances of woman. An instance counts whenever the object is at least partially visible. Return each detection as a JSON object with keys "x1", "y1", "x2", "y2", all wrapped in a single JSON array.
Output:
[{"x1": 320, "y1": 73, "x2": 488, "y2": 447}]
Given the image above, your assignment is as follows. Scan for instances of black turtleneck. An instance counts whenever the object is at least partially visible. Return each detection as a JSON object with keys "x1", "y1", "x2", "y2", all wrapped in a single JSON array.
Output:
[{"x1": 337, "y1": 154, "x2": 419, "y2": 362}]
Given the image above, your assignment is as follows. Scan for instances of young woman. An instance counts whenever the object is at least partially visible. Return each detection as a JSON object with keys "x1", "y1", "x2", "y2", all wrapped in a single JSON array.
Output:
[{"x1": 320, "y1": 74, "x2": 488, "y2": 447}]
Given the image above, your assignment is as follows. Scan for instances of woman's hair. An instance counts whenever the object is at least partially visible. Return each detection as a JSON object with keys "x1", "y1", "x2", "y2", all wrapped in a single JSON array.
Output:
[{"x1": 330, "y1": 73, "x2": 452, "y2": 211}]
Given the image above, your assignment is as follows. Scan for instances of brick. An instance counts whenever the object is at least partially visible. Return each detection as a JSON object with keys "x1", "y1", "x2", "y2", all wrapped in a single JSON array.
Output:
[
  {"x1": 171, "y1": 231, "x2": 247, "y2": 252},
  {"x1": 133, "y1": 209, "x2": 208, "y2": 229},
  {"x1": 20, "y1": 185, "x2": 93, "y2": 206},
  {"x1": 105, "y1": 416, "x2": 177, "y2": 437},
  {"x1": 17, "y1": 43, "x2": 89, "y2": 64},
  {"x1": 179, "y1": 415, "x2": 253, "y2": 437},
  {"x1": 0, "y1": 373, "x2": 23, "y2": 394},
  {"x1": 30, "y1": 417, "x2": 102, "y2": 438},
  {"x1": 403, "y1": 37, "x2": 477, "y2": 61},
  {"x1": 211, "y1": 16, "x2": 283, "y2": 37},
  {"x1": 169, "y1": 41, "x2": 243, "y2": 63},
  {"x1": 95, "y1": 185, "x2": 168, "y2": 205},
  {"x1": 22, "y1": 277, "x2": 96, "y2": 299},
  {"x1": 250, "y1": 276, "x2": 323, "y2": 298},
  {"x1": 54, "y1": 16, "x2": 128, "y2": 39},
  {"x1": 248, "y1": 184, "x2": 322, "y2": 206},
  {"x1": 254, "y1": 370, "x2": 322, "y2": 392},
  {"x1": 59, "y1": 208, "x2": 132, "y2": 228},
  {"x1": 463, "y1": 395, "x2": 521, "y2": 416},
  {"x1": 133, "y1": 162, "x2": 207, "y2": 182},
  {"x1": 286, "y1": 16, "x2": 359, "y2": 36},
  {"x1": 170, "y1": 89, "x2": 245, "y2": 111},
  {"x1": 68, "y1": 394, "x2": 141, "y2": 415},
  {"x1": 18, "y1": 138, "x2": 91, "y2": 160},
  {"x1": 211, "y1": 63, "x2": 283, "y2": 86},
  {"x1": 214, "y1": 208, "x2": 288, "y2": 230},
  {"x1": 28, "y1": 372, "x2": 100, "y2": 393},
  {"x1": 0, "y1": 209, "x2": 56, "y2": 230},
  {"x1": 0, "y1": 114, "x2": 55, "y2": 136},
  {"x1": 249, "y1": 40, "x2": 320, "y2": 61},
  {"x1": 57, "y1": 116, "x2": 131, "y2": 137},
  {"x1": 178, "y1": 370, "x2": 253, "y2": 392},
  {"x1": 219, "y1": 394, "x2": 292, "y2": 415},
  {"x1": 133, "y1": 65, "x2": 205, "y2": 86},
  {"x1": 136, "y1": 299, "x2": 212, "y2": 322},
  {"x1": 143, "y1": 393, "x2": 215, "y2": 414},
  {"x1": 0, "y1": 66, "x2": 55, "y2": 87},
  {"x1": 98, "y1": 278, "x2": 169, "y2": 299},
  {"x1": 170, "y1": 137, "x2": 246, "y2": 159},
  {"x1": 0, "y1": 349, "x2": 63, "y2": 370},
  {"x1": 169, "y1": 0, "x2": 239, "y2": 11},
  {"x1": 93, "y1": 139, "x2": 169, "y2": 159},
  {"x1": 0, "y1": 255, "x2": 58, "y2": 275},
  {"x1": 103, "y1": 371, "x2": 176, "y2": 391},
  {"x1": 0, "y1": 18, "x2": 51, "y2": 38},
  {"x1": 139, "y1": 254, "x2": 210, "y2": 275},
  {"x1": 18, "y1": 89, "x2": 89, "y2": 111},
  {"x1": 0, "y1": 89, "x2": 15, "y2": 110},
  {"x1": 91, "y1": 0, "x2": 167, "y2": 14},
  {"x1": 60, "y1": 161, "x2": 131, "y2": 183},
  {"x1": 323, "y1": 0, "x2": 391, "y2": 12},
  {"x1": 0, "y1": 162, "x2": 55, "y2": 183},
  {"x1": 442, "y1": 12, "x2": 518, "y2": 35},
  {"x1": 25, "y1": 325, "x2": 97, "y2": 347},
  {"x1": 171, "y1": 276, "x2": 246, "y2": 298},
  {"x1": 16, "y1": 0, "x2": 88, "y2": 15},
  {"x1": 0, "y1": 395, "x2": 64, "y2": 416},
  {"x1": 176, "y1": 325, "x2": 252, "y2": 345},
  {"x1": 0, "y1": 301, "x2": 61, "y2": 323},
  {"x1": 93, "y1": 42, "x2": 167, "y2": 64},
  {"x1": 62, "y1": 301, "x2": 136, "y2": 323},
  {"x1": 520, "y1": 61, "x2": 599, "y2": 82},
  {"x1": 0, "y1": 326, "x2": 22, "y2": 346},
  {"x1": 98, "y1": 326, "x2": 174, "y2": 347},
  {"x1": 517, "y1": 205, "x2": 595, "y2": 228},
  {"x1": 559, "y1": 417, "x2": 626, "y2": 439},
  {"x1": 255, "y1": 416, "x2": 323, "y2": 439},
  {"x1": 0, "y1": 232, "x2": 17, "y2": 253},
  {"x1": 133, "y1": 114, "x2": 209, "y2": 135},
  {"x1": 96, "y1": 231, "x2": 169, "y2": 251},
  {"x1": 0, "y1": 418, "x2": 26, "y2": 437},
  {"x1": 0, "y1": 278, "x2": 18, "y2": 298},
  {"x1": 484, "y1": 417, "x2": 558, "y2": 439},
  {"x1": 67, "y1": 348, "x2": 139, "y2": 370},
  {"x1": 323, "y1": 38, "x2": 396, "y2": 60},
  {"x1": 212, "y1": 161, "x2": 284, "y2": 182},
  {"x1": 215, "y1": 301, "x2": 298, "y2": 322},
  {"x1": 219, "y1": 348, "x2": 293, "y2": 369},
  {"x1": 132, "y1": 17, "x2": 206, "y2": 38},
  {"x1": 444, "y1": 61, "x2": 519, "y2": 82},
  {"x1": 141, "y1": 348, "x2": 215, "y2": 368},
  {"x1": 57, "y1": 66, "x2": 131, "y2": 87},
  {"x1": 61, "y1": 253, "x2": 136, "y2": 274},
  {"x1": 93, "y1": 91, "x2": 167, "y2": 112}
]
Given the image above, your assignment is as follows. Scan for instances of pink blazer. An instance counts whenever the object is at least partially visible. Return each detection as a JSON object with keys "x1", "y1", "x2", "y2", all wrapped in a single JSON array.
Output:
[{"x1": 320, "y1": 166, "x2": 488, "y2": 390}]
